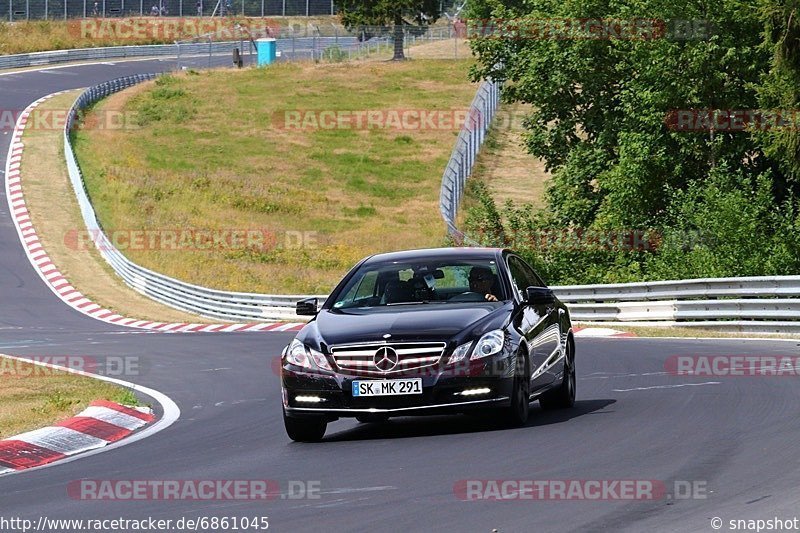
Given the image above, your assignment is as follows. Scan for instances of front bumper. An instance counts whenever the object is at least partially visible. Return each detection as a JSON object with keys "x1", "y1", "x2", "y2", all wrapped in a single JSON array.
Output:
[{"x1": 282, "y1": 354, "x2": 516, "y2": 419}]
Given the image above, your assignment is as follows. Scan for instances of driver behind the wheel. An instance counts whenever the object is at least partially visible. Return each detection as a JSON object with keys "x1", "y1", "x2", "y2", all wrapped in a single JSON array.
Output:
[{"x1": 468, "y1": 266, "x2": 499, "y2": 302}]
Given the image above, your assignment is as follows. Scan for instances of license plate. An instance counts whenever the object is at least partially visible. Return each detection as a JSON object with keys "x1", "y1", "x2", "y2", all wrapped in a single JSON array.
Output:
[{"x1": 352, "y1": 378, "x2": 422, "y2": 397}]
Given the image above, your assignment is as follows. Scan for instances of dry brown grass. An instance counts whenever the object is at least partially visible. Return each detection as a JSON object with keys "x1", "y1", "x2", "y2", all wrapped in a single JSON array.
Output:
[
  {"x1": 21, "y1": 91, "x2": 205, "y2": 323},
  {"x1": 0, "y1": 355, "x2": 137, "y2": 438},
  {"x1": 74, "y1": 59, "x2": 478, "y2": 294},
  {"x1": 406, "y1": 37, "x2": 469, "y2": 60},
  {"x1": 471, "y1": 101, "x2": 550, "y2": 208},
  {"x1": 0, "y1": 16, "x2": 339, "y2": 56}
]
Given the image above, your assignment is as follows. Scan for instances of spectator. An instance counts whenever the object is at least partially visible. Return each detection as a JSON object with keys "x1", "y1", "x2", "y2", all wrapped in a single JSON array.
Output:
[
  {"x1": 196, "y1": 0, "x2": 202, "y2": 16},
  {"x1": 92, "y1": 1, "x2": 99, "y2": 16},
  {"x1": 150, "y1": 4, "x2": 159, "y2": 15}
]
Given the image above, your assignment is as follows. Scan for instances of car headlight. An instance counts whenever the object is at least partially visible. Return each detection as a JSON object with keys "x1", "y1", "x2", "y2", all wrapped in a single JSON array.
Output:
[
  {"x1": 285, "y1": 339, "x2": 332, "y2": 371},
  {"x1": 471, "y1": 330, "x2": 505, "y2": 360},
  {"x1": 447, "y1": 341, "x2": 473, "y2": 365},
  {"x1": 447, "y1": 329, "x2": 505, "y2": 365}
]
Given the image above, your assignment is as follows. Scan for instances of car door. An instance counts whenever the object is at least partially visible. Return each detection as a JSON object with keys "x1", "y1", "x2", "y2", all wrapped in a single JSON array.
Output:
[
  {"x1": 517, "y1": 257, "x2": 564, "y2": 386},
  {"x1": 506, "y1": 255, "x2": 557, "y2": 392}
]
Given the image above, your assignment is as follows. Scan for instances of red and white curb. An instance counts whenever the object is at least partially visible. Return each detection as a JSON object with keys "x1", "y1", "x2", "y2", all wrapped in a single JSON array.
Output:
[
  {"x1": 0, "y1": 400, "x2": 154, "y2": 475},
  {"x1": 4, "y1": 93, "x2": 304, "y2": 334},
  {"x1": 573, "y1": 327, "x2": 636, "y2": 338},
  {"x1": 0, "y1": 353, "x2": 179, "y2": 476}
]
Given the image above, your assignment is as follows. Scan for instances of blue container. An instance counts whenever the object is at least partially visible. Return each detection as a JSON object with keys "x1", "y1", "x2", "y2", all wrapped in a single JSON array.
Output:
[{"x1": 256, "y1": 38, "x2": 277, "y2": 66}]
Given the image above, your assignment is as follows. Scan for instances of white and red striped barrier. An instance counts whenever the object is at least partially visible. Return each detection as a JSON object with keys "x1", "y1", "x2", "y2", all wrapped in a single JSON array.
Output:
[
  {"x1": 4, "y1": 94, "x2": 304, "y2": 334},
  {"x1": 0, "y1": 400, "x2": 154, "y2": 475}
]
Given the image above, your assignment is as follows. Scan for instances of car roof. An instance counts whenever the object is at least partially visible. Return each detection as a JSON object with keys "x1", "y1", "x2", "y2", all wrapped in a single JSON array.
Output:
[{"x1": 362, "y1": 247, "x2": 504, "y2": 265}]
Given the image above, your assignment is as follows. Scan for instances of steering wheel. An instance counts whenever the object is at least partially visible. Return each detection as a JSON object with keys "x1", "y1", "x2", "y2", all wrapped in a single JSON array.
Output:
[{"x1": 448, "y1": 291, "x2": 487, "y2": 302}]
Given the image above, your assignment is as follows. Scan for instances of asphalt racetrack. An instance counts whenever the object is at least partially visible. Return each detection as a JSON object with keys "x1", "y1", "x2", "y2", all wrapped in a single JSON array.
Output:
[{"x1": 1, "y1": 57, "x2": 799, "y2": 532}]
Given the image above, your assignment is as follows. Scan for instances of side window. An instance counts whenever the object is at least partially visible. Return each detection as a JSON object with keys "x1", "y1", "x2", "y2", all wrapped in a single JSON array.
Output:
[
  {"x1": 519, "y1": 258, "x2": 546, "y2": 288},
  {"x1": 353, "y1": 271, "x2": 378, "y2": 300},
  {"x1": 506, "y1": 257, "x2": 528, "y2": 300}
]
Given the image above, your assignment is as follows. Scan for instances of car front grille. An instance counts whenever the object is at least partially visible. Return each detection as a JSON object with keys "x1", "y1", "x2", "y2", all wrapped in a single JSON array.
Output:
[{"x1": 330, "y1": 342, "x2": 446, "y2": 376}]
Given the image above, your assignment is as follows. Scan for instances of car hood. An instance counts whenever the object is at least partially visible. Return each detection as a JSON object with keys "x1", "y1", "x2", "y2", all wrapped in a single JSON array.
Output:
[{"x1": 306, "y1": 303, "x2": 511, "y2": 347}]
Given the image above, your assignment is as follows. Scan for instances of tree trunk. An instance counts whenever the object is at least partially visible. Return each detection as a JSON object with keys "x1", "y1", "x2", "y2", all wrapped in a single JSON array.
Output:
[{"x1": 393, "y1": 11, "x2": 405, "y2": 61}]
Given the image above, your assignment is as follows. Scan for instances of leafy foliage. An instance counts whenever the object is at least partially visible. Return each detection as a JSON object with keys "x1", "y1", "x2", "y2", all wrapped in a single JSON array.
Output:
[
  {"x1": 337, "y1": 0, "x2": 443, "y2": 59},
  {"x1": 464, "y1": 0, "x2": 800, "y2": 283}
]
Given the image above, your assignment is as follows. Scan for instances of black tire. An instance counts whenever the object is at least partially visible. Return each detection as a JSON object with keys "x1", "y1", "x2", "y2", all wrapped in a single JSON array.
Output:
[
  {"x1": 503, "y1": 350, "x2": 530, "y2": 426},
  {"x1": 539, "y1": 337, "x2": 576, "y2": 410},
  {"x1": 283, "y1": 411, "x2": 327, "y2": 442}
]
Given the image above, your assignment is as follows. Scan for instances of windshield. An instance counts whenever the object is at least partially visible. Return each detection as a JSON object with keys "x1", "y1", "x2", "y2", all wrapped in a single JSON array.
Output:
[{"x1": 331, "y1": 258, "x2": 505, "y2": 309}]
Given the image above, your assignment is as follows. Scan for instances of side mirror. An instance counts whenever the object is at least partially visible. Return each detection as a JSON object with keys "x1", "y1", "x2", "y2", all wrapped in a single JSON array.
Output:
[
  {"x1": 296, "y1": 297, "x2": 318, "y2": 316},
  {"x1": 525, "y1": 287, "x2": 555, "y2": 305}
]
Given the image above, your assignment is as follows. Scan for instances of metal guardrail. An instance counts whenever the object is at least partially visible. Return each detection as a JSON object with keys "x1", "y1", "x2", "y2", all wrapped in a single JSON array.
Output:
[
  {"x1": 0, "y1": 42, "x2": 232, "y2": 70},
  {"x1": 439, "y1": 79, "x2": 500, "y2": 240},
  {"x1": 551, "y1": 277, "x2": 800, "y2": 331},
  {"x1": 63, "y1": 74, "x2": 327, "y2": 321},
  {"x1": 52, "y1": 28, "x2": 461, "y2": 321},
  {"x1": 60, "y1": 77, "x2": 800, "y2": 331},
  {"x1": 433, "y1": 78, "x2": 800, "y2": 332},
  {"x1": 0, "y1": 35, "x2": 392, "y2": 71}
]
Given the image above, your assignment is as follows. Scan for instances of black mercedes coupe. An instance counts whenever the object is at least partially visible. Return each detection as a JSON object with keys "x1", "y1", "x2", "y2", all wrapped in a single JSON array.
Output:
[{"x1": 281, "y1": 247, "x2": 575, "y2": 442}]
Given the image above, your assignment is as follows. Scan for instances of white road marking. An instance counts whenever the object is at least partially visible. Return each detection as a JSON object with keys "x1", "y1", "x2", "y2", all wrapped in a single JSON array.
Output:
[
  {"x1": 581, "y1": 371, "x2": 670, "y2": 380},
  {"x1": 613, "y1": 382, "x2": 721, "y2": 392}
]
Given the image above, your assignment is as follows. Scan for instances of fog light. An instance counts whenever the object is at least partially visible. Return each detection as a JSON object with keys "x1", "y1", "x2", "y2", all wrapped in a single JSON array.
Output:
[
  {"x1": 295, "y1": 395, "x2": 325, "y2": 403},
  {"x1": 458, "y1": 388, "x2": 491, "y2": 396}
]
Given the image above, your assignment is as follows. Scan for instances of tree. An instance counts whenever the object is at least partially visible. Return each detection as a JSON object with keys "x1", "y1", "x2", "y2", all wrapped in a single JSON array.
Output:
[
  {"x1": 461, "y1": 0, "x2": 800, "y2": 283},
  {"x1": 757, "y1": 0, "x2": 800, "y2": 201},
  {"x1": 337, "y1": 0, "x2": 442, "y2": 60}
]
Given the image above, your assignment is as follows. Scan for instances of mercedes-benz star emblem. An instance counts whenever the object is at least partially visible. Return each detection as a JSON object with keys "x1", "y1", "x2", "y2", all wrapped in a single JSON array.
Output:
[{"x1": 373, "y1": 346, "x2": 399, "y2": 372}]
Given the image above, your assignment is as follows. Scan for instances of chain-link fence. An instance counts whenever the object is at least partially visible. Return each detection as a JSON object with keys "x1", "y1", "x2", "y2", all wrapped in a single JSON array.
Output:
[
  {"x1": 173, "y1": 23, "x2": 459, "y2": 69},
  {"x1": 0, "y1": 22, "x2": 462, "y2": 69},
  {"x1": 2, "y1": 0, "x2": 335, "y2": 20},
  {"x1": 440, "y1": 80, "x2": 501, "y2": 241},
  {"x1": 1, "y1": 0, "x2": 462, "y2": 21}
]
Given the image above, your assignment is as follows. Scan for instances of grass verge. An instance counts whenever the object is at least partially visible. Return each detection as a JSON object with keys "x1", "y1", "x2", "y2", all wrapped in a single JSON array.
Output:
[
  {"x1": 20, "y1": 90, "x2": 205, "y2": 323},
  {"x1": 0, "y1": 355, "x2": 139, "y2": 439},
  {"x1": 471, "y1": 101, "x2": 549, "y2": 208},
  {"x1": 458, "y1": 101, "x2": 550, "y2": 228},
  {"x1": 73, "y1": 59, "x2": 477, "y2": 294}
]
